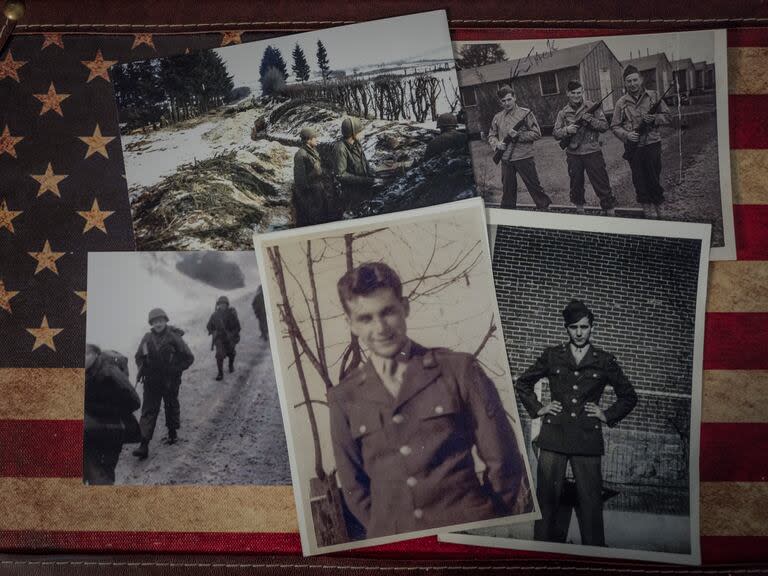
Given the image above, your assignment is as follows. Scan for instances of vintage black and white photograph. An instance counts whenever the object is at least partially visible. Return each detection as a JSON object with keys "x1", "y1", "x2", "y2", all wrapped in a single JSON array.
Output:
[
  {"x1": 113, "y1": 10, "x2": 474, "y2": 251},
  {"x1": 454, "y1": 29, "x2": 734, "y2": 259},
  {"x1": 83, "y1": 250, "x2": 289, "y2": 486},
  {"x1": 254, "y1": 198, "x2": 538, "y2": 555},
  {"x1": 440, "y1": 209, "x2": 709, "y2": 564}
]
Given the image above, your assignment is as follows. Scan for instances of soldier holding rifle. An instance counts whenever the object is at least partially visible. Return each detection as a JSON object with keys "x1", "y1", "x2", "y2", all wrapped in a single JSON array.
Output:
[
  {"x1": 488, "y1": 85, "x2": 552, "y2": 210},
  {"x1": 611, "y1": 65, "x2": 671, "y2": 218},
  {"x1": 553, "y1": 81, "x2": 617, "y2": 216}
]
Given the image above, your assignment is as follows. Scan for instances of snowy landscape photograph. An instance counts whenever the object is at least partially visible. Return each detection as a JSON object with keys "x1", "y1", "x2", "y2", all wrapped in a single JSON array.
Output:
[{"x1": 111, "y1": 11, "x2": 474, "y2": 251}]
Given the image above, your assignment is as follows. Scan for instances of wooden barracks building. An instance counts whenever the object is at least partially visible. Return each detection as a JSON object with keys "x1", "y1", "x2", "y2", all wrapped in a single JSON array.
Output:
[{"x1": 458, "y1": 40, "x2": 624, "y2": 135}]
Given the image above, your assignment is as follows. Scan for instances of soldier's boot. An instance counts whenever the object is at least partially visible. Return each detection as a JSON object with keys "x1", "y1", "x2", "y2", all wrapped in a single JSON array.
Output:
[
  {"x1": 575, "y1": 204, "x2": 586, "y2": 215},
  {"x1": 654, "y1": 203, "x2": 663, "y2": 218},
  {"x1": 228, "y1": 355, "x2": 235, "y2": 373},
  {"x1": 167, "y1": 428, "x2": 177, "y2": 445},
  {"x1": 132, "y1": 441, "x2": 149, "y2": 460},
  {"x1": 215, "y1": 358, "x2": 224, "y2": 381}
]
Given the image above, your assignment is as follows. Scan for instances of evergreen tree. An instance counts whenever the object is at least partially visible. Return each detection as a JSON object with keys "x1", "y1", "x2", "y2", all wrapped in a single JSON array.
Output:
[
  {"x1": 292, "y1": 43, "x2": 311, "y2": 82},
  {"x1": 455, "y1": 44, "x2": 507, "y2": 70},
  {"x1": 259, "y1": 45, "x2": 289, "y2": 94},
  {"x1": 316, "y1": 39, "x2": 330, "y2": 81}
]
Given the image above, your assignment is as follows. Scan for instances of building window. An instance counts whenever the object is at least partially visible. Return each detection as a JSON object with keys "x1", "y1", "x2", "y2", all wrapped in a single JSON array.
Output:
[
  {"x1": 460, "y1": 86, "x2": 477, "y2": 107},
  {"x1": 539, "y1": 72, "x2": 559, "y2": 96}
]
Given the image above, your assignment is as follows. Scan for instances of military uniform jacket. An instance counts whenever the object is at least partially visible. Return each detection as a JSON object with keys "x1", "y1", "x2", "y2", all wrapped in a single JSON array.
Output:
[
  {"x1": 552, "y1": 100, "x2": 609, "y2": 155},
  {"x1": 206, "y1": 308, "x2": 241, "y2": 347},
  {"x1": 515, "y1": 343, "x2": 637, "y2": 456},
  {"x1": 135, "y1": 326, "x2": 195, "y2": 388},
  {"x1": 611, "y1": 90, "x2": 671, "y2": 147},
  {"x1": 293, "y1": 145, "x2": 334, "y2": 226},
  {"x1": 328, "y1": 342, "x2": 528, "y2": 538},
  {"x1": 487, "y1": 106, "x2": 541, "y2": 162},
  {"x1": 424, "y1": 129, "x2": 468, "y2": 160}
]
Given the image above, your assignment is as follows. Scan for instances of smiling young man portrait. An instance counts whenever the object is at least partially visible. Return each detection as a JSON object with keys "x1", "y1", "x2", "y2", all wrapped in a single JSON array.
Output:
[{"x1": 326, "y1": 261, "x2": 531, "y2": 540}]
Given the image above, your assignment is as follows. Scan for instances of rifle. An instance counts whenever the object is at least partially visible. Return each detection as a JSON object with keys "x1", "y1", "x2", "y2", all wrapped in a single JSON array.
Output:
[
  {"x1": 558, "y1": 90, "x2": 615, "y2": 150},
  {"x1": 492, "y1": 109, "x2": 533, "y2": 165},
  {"x1": 622, "y1": 84, "x2": 674, "y2": 161}
]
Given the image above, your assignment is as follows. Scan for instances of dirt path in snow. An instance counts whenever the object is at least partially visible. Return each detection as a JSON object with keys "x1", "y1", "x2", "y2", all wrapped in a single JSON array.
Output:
[{"x1": 114, "y1": 295, "x2": 291, "y2": 485}]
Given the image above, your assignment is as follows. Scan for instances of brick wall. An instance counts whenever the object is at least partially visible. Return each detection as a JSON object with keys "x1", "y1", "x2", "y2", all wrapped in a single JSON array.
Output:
[{"x1": 493, "y1": 226, "x2": 701, "y2": 487}]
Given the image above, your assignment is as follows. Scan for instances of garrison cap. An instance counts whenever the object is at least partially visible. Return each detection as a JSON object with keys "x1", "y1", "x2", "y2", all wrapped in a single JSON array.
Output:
[
  {"x1": 566, "y1": 80, "x2": 582, "y2": 92},
  {"x1": 623, "y1": 64, "x2": 640, "y2": 79},
  {"x1": 497, "y1": 84, "x2": 515, "y2": 99},
  {"x1": 562, "y1": 300, "x2": 594, "y2": 325},
  {"x1": 148, "y1": 307, "x2": 169, "y2": 324}
]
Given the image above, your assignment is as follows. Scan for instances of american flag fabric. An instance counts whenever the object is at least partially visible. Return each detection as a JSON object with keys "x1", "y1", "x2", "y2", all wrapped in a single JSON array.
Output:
[{"x1": 0, "y1": 25, "x2": 766, "y2": 565}]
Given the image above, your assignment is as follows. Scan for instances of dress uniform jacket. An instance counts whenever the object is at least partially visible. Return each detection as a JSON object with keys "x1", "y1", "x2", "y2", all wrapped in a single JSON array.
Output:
[
  {"x1": 328, "y1": 342, "x2": 529, "y2": 538},
  {"x1": 515, "y1": 343, "x2": 637, "y2": 456},
  {"x1": 611, "y1": 90, "x2": 670, "y2": 147},
  {"x1": 487, "y1": 106, "x2": 541, "y2": 163},
  {"x1": 552, "y1": 100, "x2": 609, "y2": 155}
]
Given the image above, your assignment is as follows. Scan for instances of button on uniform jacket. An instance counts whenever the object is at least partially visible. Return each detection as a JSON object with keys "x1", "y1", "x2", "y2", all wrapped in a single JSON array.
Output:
[
  {"x1": 487, "y1": 106, "x2": 541, "y2": 163},
  {"x1": 552, "y1": 100, "x2": 609, "y2": 155},
  {"x1": 515, "y1": 343, "x2": 638, "y2": 456},
  {"x1": 328, "y1": 342, "x2": 531, "y2": 538}
]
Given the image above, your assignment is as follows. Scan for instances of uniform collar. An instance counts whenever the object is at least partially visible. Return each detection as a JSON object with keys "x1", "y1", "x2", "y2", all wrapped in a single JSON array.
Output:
[
  {"x1": 627, "y1": 89, "x2": 650, "y2": 104},
  {"x1": 556, "y1": 342, "x2": 601, "y2": 368},
  {"x1": 360, "y1": 341, "x2": 441, "y2": 407},
  {"x1": 567, "y1": 100, "x2": 586, "y2": 112}
]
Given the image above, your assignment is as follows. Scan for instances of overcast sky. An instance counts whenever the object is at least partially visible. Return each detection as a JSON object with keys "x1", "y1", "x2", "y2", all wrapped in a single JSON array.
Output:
[
  {"x1": 455, "y1": 29, "x2": 716, "y2": 66},
  {"x1": 217, "y1": 10, "x2": 454, "y2": 87}
]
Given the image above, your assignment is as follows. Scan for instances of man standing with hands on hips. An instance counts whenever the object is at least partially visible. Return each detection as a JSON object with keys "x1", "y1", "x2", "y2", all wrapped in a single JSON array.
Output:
[{"x1": 515, "y1": 300, "x2": 637, "y2": 546}]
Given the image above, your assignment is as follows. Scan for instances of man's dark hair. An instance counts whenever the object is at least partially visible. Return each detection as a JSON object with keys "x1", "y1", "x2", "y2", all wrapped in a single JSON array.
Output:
[
  {"x1": 562, "y1": 299, "x2": 594, "y2": 326},
  {"x1": 497, "y1": 84, "x2": 515, "y2": 99},
  {"x1": 623, "y1": 64, "x2": 640, "y2": 79},
  {"x1": 85, "y1": 343, "x2": 101, "y2": 356},
  {"x1": 566, "y1": 80, "x2": 582, "y2": 92},
  {"x1": 338, "y1": 262, "x2": 403, "y2": 314}
]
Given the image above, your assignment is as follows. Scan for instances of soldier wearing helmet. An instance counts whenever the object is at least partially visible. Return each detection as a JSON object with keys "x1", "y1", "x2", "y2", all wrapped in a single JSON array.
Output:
[
  {"x1": 206, "y1": 295, "x2": 242, "y2": 381},
  {"x1": 293, "y1": 126, "x2": 336, "y2": 226},
  {"x1": 132, "y1": 307, "x2": 195, "y2": 459},
  {"x1": 332, "y1": 116, "x2": 384, "y2": 213},
  {"x1": 424, "y1": 112, "x2": 468, "y2": 161}
]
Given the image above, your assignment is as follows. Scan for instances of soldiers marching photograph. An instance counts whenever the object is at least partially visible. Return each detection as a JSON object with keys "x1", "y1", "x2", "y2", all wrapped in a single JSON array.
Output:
[
  {"x1": 254, "y1": 199, "x2": 538, "y2": 555},
  {"x1": 454, "y1": 29, "x2": 734, "y2": 259},
  {"x1": 443, "y1": 209, "x2": 710, "y2": 565},
  {"x1": 115, "y1": 11, "x2": 475, "y2": 251},
  {"x1": 83, "y1": 251, "x2": 291, "y2": 485}
]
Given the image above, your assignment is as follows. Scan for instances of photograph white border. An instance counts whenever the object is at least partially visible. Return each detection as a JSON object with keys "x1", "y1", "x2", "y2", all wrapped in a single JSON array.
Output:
[
  {"x1": 253, "y1": 197, "x2": 540, "y2": 556},
  {"x1": 455, "y1": 28, "x2": 734, "y2": 261},
  {"x1": 439, "y1": 207, "x2": 710, "y2": 565}
]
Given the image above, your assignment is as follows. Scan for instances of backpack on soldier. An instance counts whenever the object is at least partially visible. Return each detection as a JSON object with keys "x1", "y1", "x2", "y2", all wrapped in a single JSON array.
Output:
[{"x1": 101, "y1": 349, "x2": 130, "y2": 379}]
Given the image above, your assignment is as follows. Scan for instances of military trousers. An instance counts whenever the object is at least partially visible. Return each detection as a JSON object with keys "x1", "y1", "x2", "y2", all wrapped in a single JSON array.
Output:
[
  {"x1": 628, "y1": 141, "x2": 664, "y2": 205},
  {"x1": 566, "y1": 151, "x2": 616, "y2": 209},
  {"x1": 83, "y1": 444, "x2": 121, "y2": 485},
  {"x1": 500, "y1": 157, "x2": 552, "y2": 210},
  {"x1": 139, "y1": 379, "x2": 182, "y2": 442},
  {"x1": 534, "y1": 449, "x2": 605, "y2": 546},
  {"x1": 257, "y1": 315, "x2": 268, "y2": 340}
]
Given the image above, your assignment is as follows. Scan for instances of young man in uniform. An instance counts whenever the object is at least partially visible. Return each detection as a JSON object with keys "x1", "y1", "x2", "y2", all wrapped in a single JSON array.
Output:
[
  {"x1": 206, "y1": 295, "x2": 241, "y2": 381},
  {"x1": 424, "y1": 113, "x2": 468, "y2": 161},
  {"x1": 328, "y1": 262, "x2": 531, "y2": 539},
  {"x1": 293, "y1": 126, "x2": 334, "y2": 226},
  {"x1": 515, "y1": 300, "x2": 637, "y2": 546},
  {"x1": 332, "y1": 117, "x2": 383, "y2": 213},
  {"x1": 133, "y1": 308, "x2": 195, "y2": 459},
  {"x1": 252, "y1": 286, "x2": 268, "y2": 341},
  {"x1": 611, "y1": 65, "x2": 671, "y2": 218},
  {"x1": 553, "y1": 81, "x2": 617, "y2": 215},
  {"x1": 487, "y1": 85, "x2": 552, "y2": 210}
]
